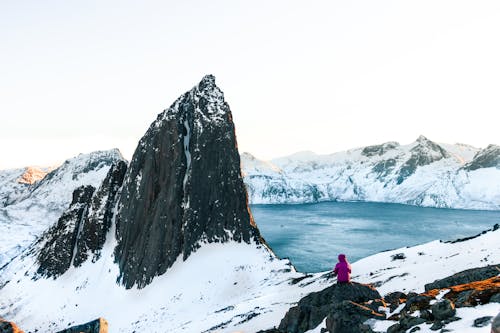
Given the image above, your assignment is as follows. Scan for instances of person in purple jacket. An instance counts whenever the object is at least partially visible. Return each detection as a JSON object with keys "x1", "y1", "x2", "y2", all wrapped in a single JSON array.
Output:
[{"x1": 333, "y1": 254, "x2": 351, "y2": 283}]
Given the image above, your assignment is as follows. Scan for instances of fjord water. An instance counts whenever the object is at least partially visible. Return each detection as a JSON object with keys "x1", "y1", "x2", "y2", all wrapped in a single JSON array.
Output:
[{"x1": 251, "y1": 202, "x2": 500, "y2": 273}]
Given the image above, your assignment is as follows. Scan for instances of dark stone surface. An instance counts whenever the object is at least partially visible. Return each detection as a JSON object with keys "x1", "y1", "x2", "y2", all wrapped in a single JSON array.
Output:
[
  {"x1": 424, "y1": 264, "x2": 500, "y2": 291},
  {"x1": 404, "y1": 295, "x2": 432, "y2": 312},
  {"x1": 463, "y1": 144, "x2": 500, "y2": 171},
  {"x1": 396, "y1": 136, "x2": 450, "y2": 185},
  {"x1": 73, "y1": 161, "x2": 127, "y2": 266},
  {"x1": 473, "y1": 316, "x2": 493, "y2": 327},
  {"x1": 277, "y1": 282, "x2": 381, "y2": 333},
  {"x1": 362, "y1": 141, "x2": 400, "y2": 157},
  {"x1": 492, "y1": 312, "x2": 500, "y2": 333},
  {"x1": 431, "y1": 299, "x2": 456, "y2": 321},
  {"x1": 114, "y1": 75, "x2": 261, "y2": 289},
  {"x1": 325, "y1": 300, "x2": 382, "y2": 333},
  {"x1": 36, "y1": 185, "x2": 95, "y2": 278},
  {"x1": 56, "y1": 317, "x2": 107, "y2": 333}
]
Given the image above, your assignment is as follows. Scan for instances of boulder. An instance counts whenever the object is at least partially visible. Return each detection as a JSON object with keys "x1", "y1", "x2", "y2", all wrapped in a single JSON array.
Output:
[
  {"x1": 431, "y1": 299, "x2": 455, "y2": 321},
  {"x1": 325, "y1": 301, "x2": 384, "y2": 333},
  {"x1": 424, "y1": 264, "x2": 500, "y2": 291},
  {"x1": 277, "y1": 282, "x2": 381, "y2": 333}
]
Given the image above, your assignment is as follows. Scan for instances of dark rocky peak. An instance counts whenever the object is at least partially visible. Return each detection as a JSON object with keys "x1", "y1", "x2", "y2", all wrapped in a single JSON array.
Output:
[
  {"x1": 361, "y1": 141, "x2": 400, "y2": 157},
  {"x1": 396, "y1": 136, "x2": 450, "y2": 184},
  {"x1": 73, "y1": 160, "x2": 127, "y2": 266},
  {"x1": 36, "y1": 160, "x2": 128, "y2": 278},
  {"x1": 463, "y1": 144, "x2": 500, "y2": 171},
  {"x1": 114, "y1": 75, "x2": 261, "y2": 289},
  {"x1": 36, "y1": 185, "x2": 96, "y2": 278}
]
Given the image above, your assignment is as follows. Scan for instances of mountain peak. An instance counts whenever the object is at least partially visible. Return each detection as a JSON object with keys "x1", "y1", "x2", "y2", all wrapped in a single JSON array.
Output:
[
  {"x1": 115, "y1": 76, "x2": 261, "y2": 289},
  {"x1": 416, "y1": 135, "x2": 429, "y2": 143}
]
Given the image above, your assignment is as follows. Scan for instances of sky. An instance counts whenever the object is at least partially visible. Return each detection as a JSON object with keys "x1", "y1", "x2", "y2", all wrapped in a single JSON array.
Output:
[{"x1": 1, "y1": 0, "x2": 500, "y2": 169}]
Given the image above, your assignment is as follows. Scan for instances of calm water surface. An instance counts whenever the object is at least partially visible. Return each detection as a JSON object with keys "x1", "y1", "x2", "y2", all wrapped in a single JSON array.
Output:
[{"x1": 251, "y1": 202, "x2": 500, "y2": 273}]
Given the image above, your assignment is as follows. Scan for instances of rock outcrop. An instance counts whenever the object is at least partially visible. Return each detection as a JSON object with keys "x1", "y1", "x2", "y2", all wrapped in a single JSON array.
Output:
[
  {"x1": 424, "y1": 264, "x2": 500, "y2": 291},
  {"x1": 463, "y1": 144, "x2": 500, "y2": 171},
  {"x1": 36, "y1": 160, "x2": 127, "y2": 278},
  {"x1": 36, "y1": 185, "x2": 96, "y2": 278},
  {"x1": 276, "y1": 282, "x2": 381, "y2": 333},
  {"x1": 114, "y1": 75, "x2": 261, "y2": 289},
  {"x1": 73, "y1": 161, "x2": 127, "y2": 266},
  {"x1": 56, "y1": 318, "x2": 108, "y2": 333}
]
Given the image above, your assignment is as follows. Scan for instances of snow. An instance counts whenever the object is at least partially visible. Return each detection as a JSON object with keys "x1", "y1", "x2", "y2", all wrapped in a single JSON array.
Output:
[
  {"x1": 241, "y1": 139, "x2": 500, "y2": 210},
  {"x1": 0, "y1": 149, "x2": 124, "y2": 268},
  {"x1": 1, "y1": 217, "x2": 499, "y2": 332}
]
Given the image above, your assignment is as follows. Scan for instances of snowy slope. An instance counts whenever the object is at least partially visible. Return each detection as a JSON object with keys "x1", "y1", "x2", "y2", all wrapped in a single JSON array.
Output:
[
  {"x1": 1, "y1": 220, "x2": 499, "y2": 332},
  {"x1": 242, "y1": 137, "x2": 500, "y2": 210},
  {"x1": 0, "y1": 149, "x2": 125, "y2": 268}
]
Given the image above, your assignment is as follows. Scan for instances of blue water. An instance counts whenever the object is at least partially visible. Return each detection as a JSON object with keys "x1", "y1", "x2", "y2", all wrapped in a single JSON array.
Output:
[{"x1": 251, "y1": 202, "x2": 500, "y2": 273}]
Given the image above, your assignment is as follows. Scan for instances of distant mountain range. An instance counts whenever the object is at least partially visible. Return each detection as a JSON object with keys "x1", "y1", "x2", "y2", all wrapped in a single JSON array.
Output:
[{"x1": 241, "y1": 136, "x2": 500, "y2": 210}]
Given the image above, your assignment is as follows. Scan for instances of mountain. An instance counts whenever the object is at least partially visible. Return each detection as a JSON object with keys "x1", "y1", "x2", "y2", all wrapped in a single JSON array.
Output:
[
  {"x1": 241, "y1": 137, "x2": 500, "y2": 210},
  {"x1": 0, "y1": 149, "x2": 125, "y2": 268},
  {"x1": 0, "y1": 76, "x2": 498, "y2": 332}
]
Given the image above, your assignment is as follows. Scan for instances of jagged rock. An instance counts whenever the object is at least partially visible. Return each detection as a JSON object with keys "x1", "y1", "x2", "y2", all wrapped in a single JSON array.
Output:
[
  {"x1": 325, "y1": 300, "x2": 383, "y2": 333},
  {"x1": 431, "y1": 299, "x2": 455, "y2": 321},
  {"x1": 384, "y1": 291, "x2": 407, "y2": 311},
  {"x1": 386, "y1": 323, "x2": 402, "y2": 333},
  {"x1": 398, "y1": 315, "x2": 426, "y2": 330},
  {"x1": 396, "y1": 135, "x2": 450, "y2": 184},
  {"x1": 114, "y1": 75, "x2": 261, "y2": 289},
  {"x1": 404, "y1": 295, "x2": 432, "y2": 312},
  {"x1": 424, "y1": 264, "x2": 500, "y2": 291},
  {"x1": 362, "y1": 142, "x2": 400, "y2": 157},
  {"x1": 36, "y1": 185, "x2": 95, "y2": 278},
  {"x1": 0, "y1": 318, "x2": 24, "y2": 333},
  {"x1": 73, "y1": 161, "x2": 127, "y2": 266},
  {"x1": 56, "y1": 318, "x2": 108, "y2": 333},
  {"x1": 426, "y1": 276, "x2": 500, "y2": 307},
  {"x1": 463, "y1": 144, "x2": 500, "y2": 171},
  {"x1": 277, "y1": 282, "x2": 381, "y2": 333}
]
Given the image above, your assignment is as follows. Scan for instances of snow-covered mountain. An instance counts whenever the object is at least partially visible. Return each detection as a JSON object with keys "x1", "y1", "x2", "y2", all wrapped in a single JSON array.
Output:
[
  {"x1": 241, "y1": 138, "x2": 500, "y2": 210},
  {"x1": 0, "y1": 149, "x2": 125, "y2": 268},
  {"x1": 0, "y1": 76, "x2": 498, "y2": 333}
]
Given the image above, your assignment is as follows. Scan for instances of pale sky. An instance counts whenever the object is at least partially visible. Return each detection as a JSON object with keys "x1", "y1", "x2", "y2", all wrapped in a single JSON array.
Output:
[{"x1": 1, "y1": 1, "x2": 499, "y2": 169}]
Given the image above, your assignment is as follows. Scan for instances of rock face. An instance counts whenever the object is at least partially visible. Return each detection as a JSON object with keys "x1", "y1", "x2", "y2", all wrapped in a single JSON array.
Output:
[
  {"x1": 464, "y1": 144, "x2": 500, "y2": 171},
  {"x1": 277, "y1": 282, "x2": 381, "y2": 333},
  {"x1": 424, "y1": 264, "x2": 500, "y2": 291},
  {"x1": 56, "y1": 318, "x2": 108, "y2": 333},
  {"x1": 114, "y1": 75, "x2": 261, "y2": 289},
  {"x1": 36, "y1": 161, "x2": 128, "y2": 278},
  {"x1": 396, "y1": 135, "x2": 450, "y2": 184},
  {"x1": 73, "y1": 161, "x2": 127, "y2": 266},
  {"x1": 36, "y1": 185, "x2": 96, "y2": 278}
]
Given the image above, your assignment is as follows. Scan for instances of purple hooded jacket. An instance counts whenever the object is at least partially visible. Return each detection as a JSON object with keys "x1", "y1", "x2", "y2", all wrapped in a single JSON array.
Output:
[{"x1": 334, "y1": 254, "x2": 351, "y2": 283}]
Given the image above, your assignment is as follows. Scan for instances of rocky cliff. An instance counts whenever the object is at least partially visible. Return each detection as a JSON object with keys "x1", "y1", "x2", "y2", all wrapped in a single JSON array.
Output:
[{"x1": 114, "y1": 75, "x2": 261, "y2": 288}]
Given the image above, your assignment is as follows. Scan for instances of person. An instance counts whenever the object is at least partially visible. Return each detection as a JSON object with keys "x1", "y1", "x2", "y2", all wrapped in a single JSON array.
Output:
[{"x1": 333, "y1": 253, "x2": 351, "y2": 283}]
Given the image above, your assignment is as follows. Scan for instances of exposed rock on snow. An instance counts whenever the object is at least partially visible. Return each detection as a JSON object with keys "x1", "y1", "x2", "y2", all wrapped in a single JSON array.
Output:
[
  {"x1": 275, "y1": 282, "x2": 381, "y2": 333},
  {"x1": 241, "y1": 137, "x2": 500, "y2": 210},
  {"x1": 56, "y1": 317, "x2": 108, "y2": 333},
  {"x1": 0, "y1": 149, "x2": 125, "y2": 268},
  {"x1": 114, "y1": 75, "x2": 261, "y2": 289},
  {"x1": 36, "y1": 185, "x2": 96, "y2": 278}
]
